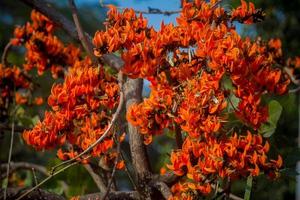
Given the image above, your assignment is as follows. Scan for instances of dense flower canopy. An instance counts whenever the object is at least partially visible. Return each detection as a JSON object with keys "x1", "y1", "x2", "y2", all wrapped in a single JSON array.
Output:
[{"x1": 93, "y1": 0, "x2": 289, "y2": 198}]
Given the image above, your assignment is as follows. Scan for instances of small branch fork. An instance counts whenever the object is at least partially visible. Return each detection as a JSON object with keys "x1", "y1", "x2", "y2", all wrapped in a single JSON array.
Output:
[{"x1": 15, "y1": 158, "x2": 85, "y2": 200}]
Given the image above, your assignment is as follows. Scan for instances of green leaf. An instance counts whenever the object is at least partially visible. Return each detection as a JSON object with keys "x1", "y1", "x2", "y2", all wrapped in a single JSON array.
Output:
[
  {"x1": 31, "y1": 115, "x2": 40, "y2": 125},
  {"x1": 228, "y1": 94, "x2": 240, "y2": 111},
  {"x1": 47, "y1": 181, "x2": 65, "y2": 195},
  {"x1": 244, "y1": 176, "x2": 253, "y2": 200},
  {"x1": 165, "y1": 129, "x2": 176, "y2": 139},
  {"x1": 268, "y1": 100, "x2": 283, "y2": 125},
  {"x1": 15, "y1": 106, "x2": 25, "y2": 117},
  {"x1": 259, "y1": 100, "x2": 283, "y2": 137},
  {"x1": 2, "y1": 178, "x2": 8, "y2": 189},
  {"x1": 24, "y1": 171, "x2": 33, "y2": 187}
]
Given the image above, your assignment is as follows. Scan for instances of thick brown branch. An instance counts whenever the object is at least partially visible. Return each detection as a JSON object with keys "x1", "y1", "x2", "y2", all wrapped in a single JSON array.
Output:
[
  {"x1": 125, "y1": 79, "x2": 151, "y2": 177},
  {"x1": 125, "y1": 78, "x2": 152, "y2": 198},
  {"x1": 150, "y1": 181, "x2": 172, "y2": 200},
  {"x1": 101, "y1": 54, "x2": 124, "y2": 71},
  {"x1": 0, "y1": 188, "x2": 65, "y2": 200},
  {"x1": 20, "y1": 0, "x2": 78, "y2": 40}
]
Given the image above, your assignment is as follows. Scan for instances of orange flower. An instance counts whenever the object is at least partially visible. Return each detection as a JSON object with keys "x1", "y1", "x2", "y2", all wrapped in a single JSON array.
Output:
[
  {"x1": 15, "y1": 92, "x2": 28, "y2": 105},
  {"x1": 34, "y1": 97, "x2": 44, "y2": 105}
]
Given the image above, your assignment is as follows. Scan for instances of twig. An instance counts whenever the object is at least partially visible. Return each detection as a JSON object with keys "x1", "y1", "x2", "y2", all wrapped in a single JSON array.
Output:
[
  {"x1": 3, "y1": 119, "x2": 14, "y2": 200},
  {"x1": 51, "y1": 72, "x2": 125, "y2": 173},
  {"x1": 15, "y1": 159, "x2": 83, "y2": 200},
  {"x1": 68, "y1": 0, "x2": 97, "y2": 64},
  {"x1": 83, "y1": 164, "x2": 107, "y2": 193},
  {"x1": 1, "y1": 41, "x2": 13, "y2": 67},
  {"x1": 3, "y1": 88, "x2": 16, "y2": 200},
  {"x1": 284, "y1": 67, "x2": 300, "y2": 85},
  {"x1": 79, "y1": 191, "x2": 140, "y2": 200},
  {"x1": 1, "y1": 187, "x2": 65, "y2": 200},
  {"x1": 211, "y1": 184, "x2": 243, "y2": 200},
  {"x1": 119, "y1": 149, "x2": 138, "y2": 191},
  {"x1": 31, "y1": 168, "x2": 38, "y2": 186},
  {"x1": 0, "y1": 162, "x2": 49, "y2": 180},
  {"x1": 102, "y1": 137, "x2": 121, "y2": 200},
  {"x1": 211, "y1": 0, "x2": 223, "y2": 10},
  {"x1": 289, "y1": 86, "x2": 300, "y2": 93},
  {"x1": 100, "y1": 3, "x2": 180, "y2": 16}
]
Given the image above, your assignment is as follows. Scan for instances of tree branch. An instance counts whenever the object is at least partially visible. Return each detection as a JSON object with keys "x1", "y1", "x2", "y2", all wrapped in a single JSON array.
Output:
[
  {"x1": 20, "y1": 0, "x2": 78, "y2": 40},
  {"x1": 15, "y1": 158, "x2": 82, "y2": 200},
  {"x1": 1, "y1": 41, "x2": 13, "y2": 67},
  {"x1": 4, "y1": 99, "x2": 15, "y2": 200},
  {"x1": 152, "y1": 171, "x2": 179, "y2": 186},
  {"x1": 99, "y1": 3, "x2": 180, "y2": 16},
  {"x1": 150, "y1": 181, "x2": 172, "y2": 200},
  {"x1": 19, "y1": 0, "x2": 123, "y2": 71},
  {"x1": 68, "y1": 0, "x2": 97, "y2": 63},
  {"x1": 80, "y1": 191, "x2": 140, "y2": 200},
  {"x1": 0, "y1": 188, "x2": 65, "y2": 200},
  {"x1": 175, "y1": 124, "x2": 183, "y2": 149},
  {"x1": 125, "y1": 79, "x2": 151, "y2": 178},
  {"x1": 83, "y1": 164, "x2": 107, "y2": 194},
  {"x1": 0, "y1": 162, "x2": 48, "y2": 180},
  {"x1": 124, "y1": 78, "x2": 152, "y2": 198},
  {"x1": 102, "y1": 138, "x2": 121, "y2": 200}
]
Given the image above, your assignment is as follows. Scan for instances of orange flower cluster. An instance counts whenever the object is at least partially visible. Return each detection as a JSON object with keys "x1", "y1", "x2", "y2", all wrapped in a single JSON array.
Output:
[
  {"x1": 168, "y1": 132, "x2": 282, "y2": 196},
  {"x1": 127, "y1": 80, "x2": 175, "y2": 144},
  {"x1": 93, "y1": 1, "x2": 290, "y2": 198},
  {"x1": 0, "y1": 64, "x2": 32, "y2": 120},
  {"x1": 23, "y1": 58, "x2": 121, "y2": 163},
  {"x1": 231, "y1": 0, "x2": 265, "y2": 24},
  {"x1": 12, "y1": 10, "x2": 81, "y2": 78},
  {"x1": 0, "y1": 64, "x2": 31, "y2": 93},
  {"x1": 285, "y1": 56, "x2": 300, "y2": 84}
]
